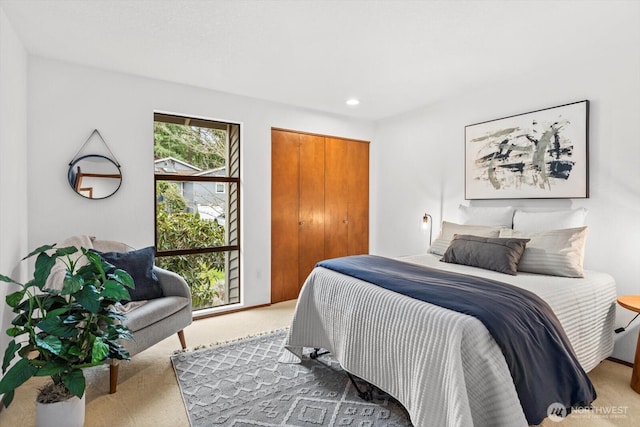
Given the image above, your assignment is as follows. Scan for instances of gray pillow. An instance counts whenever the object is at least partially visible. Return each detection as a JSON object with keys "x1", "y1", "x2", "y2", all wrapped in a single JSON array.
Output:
[{"x1": 441, "y1": 234, "x2": 530, "y2": 275}]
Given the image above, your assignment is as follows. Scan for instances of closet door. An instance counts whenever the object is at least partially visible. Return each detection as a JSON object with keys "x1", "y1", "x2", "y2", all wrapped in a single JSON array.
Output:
[
  {"x1": 297, "y1": 134, "x2": 325, "y2": 287},
  {"x1": 346, "y1": 140, "x2": 369, "y2": 255},
  {"x1": 324, "y1": 137, "x2": 349, "y2": 259},
  {"x1": 271, "y1": 130, "x2": 300, "y2": 303},
  {"x1": 272, "y1": 129, "x2": 369, "y2": 304},
  {"x1": 324, "y1": 138, "x2": 369, "y2": 259}
]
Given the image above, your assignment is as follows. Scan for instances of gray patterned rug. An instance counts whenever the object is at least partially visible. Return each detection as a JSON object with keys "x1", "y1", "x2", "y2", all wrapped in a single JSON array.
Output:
[{"x1": 170, "y1": 329, "x2": 412, "y2": 426}]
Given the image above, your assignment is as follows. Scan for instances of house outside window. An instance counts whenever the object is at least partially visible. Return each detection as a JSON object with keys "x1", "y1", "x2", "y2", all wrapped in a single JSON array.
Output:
[{"x1": 154, "y1": 113, "x2": 240, "y2": 313}]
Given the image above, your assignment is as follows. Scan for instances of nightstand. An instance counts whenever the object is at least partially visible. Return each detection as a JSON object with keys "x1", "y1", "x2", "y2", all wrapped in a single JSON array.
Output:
[{"x1": 617, "y1": 295, "x2": 640, "y2": 393}]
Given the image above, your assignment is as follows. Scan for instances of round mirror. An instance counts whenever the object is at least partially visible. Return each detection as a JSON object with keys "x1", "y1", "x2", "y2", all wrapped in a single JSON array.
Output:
[{"x1": 68, "y1": 154, "x2": 122, "y2": 199}]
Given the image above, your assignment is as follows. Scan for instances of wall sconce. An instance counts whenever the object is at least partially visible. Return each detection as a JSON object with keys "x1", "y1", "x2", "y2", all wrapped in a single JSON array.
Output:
[{"x1": 421, "y1": 212, "x2": 432, "y2": 245}]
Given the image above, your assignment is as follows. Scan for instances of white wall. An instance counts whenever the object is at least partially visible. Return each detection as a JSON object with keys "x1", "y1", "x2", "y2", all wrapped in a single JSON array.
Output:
[
  {"x1": 0, "y1": 6, "x2": 28, "y2": 381},
  {"x1": 371, "y1": 5, "x2": 640, "y2": 362},
  {"x1": 27, "y1": 56, "x2": 374, "y2": 310}
]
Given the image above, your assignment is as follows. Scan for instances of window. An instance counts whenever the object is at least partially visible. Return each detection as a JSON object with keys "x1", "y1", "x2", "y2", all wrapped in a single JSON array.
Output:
[{"x1": 154, "y1": 113, "x2": 240, "y2": 313}]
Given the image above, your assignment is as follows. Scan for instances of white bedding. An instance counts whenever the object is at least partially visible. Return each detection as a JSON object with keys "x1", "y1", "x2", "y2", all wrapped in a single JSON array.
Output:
[{"x1": 281, "y1": 254, "x2": 616, "y2": 427}]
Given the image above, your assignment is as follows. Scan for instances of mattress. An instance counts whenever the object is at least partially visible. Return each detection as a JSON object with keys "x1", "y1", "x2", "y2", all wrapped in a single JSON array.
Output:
[{"x1": 281, "y1": 254, "x2": 616, "y2": 427}]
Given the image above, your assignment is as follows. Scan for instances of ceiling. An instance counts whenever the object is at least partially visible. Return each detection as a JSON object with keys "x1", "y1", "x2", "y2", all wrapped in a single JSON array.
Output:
[{"x1": 0, "y1": 0, "x2": 635, "y2": 120}]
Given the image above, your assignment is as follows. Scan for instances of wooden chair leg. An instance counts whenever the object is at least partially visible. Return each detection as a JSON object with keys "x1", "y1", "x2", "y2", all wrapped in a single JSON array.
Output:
[
  {"x1": 110, "y1": 363, "x2": 119, "y2": 394},
  {"x1": 178, "y1": 330, "x2": 187, "y2": 349}
]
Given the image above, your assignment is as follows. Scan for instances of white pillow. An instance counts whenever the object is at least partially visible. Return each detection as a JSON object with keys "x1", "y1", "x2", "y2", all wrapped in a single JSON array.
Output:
[
  {"x1": 429, "y1": 221, "x2": 503, "y2": 256},
  {"x1": 512, "y1": 208, "x2": 587, "y2": 233},
  {"x1": 458, "y1": 205, "x2": 514, "y2": 227},
  {"x1": 499, "y1": 227, "x2": 588, "y2": 277}
]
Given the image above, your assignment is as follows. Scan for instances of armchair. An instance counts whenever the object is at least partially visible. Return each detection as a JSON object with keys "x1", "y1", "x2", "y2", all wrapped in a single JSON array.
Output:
[{"x1": 91, "y1": 239, "x2": 193, "y2": 393}]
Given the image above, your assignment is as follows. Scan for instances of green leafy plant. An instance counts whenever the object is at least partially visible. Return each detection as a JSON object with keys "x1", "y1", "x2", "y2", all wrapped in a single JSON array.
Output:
[{"x1": 0, "y1": 244, "x2": 134, "y2": 408}]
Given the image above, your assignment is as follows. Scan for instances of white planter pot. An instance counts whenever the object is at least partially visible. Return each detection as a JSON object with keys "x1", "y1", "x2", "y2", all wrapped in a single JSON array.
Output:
[{"x1": 35, "y1": 393, "x2": 85, "y2": 427}]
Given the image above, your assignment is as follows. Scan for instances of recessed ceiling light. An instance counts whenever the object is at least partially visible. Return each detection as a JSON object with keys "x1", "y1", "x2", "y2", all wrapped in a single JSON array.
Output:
[{"x1": 346, "y1": 98, "x2": 360, "y2": 106}]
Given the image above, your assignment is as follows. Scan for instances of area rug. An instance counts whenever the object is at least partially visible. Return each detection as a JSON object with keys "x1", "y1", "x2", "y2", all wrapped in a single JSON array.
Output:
[{"x1": 170, "y1": 329, "x2": 412, "y2": 426}]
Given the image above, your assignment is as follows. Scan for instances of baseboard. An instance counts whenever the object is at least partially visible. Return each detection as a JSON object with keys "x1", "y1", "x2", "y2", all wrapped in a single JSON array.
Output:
[
  {"x1": 193, "y1": 303, "x2": 271, "y2": 320},
  {"x1": 607, "y1": 356, "x2": 634, "y2": 368}
]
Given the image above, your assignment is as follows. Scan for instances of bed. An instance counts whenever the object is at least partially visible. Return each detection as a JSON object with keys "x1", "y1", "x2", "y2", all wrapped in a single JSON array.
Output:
[{"x1": 281, "y1": 217, "x2": 617, "y2": 427}]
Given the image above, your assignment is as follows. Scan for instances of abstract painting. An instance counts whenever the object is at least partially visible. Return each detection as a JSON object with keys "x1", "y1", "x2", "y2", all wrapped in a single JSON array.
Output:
[{"x1": 465, "y1": 100, "x2": 589, "y2": 200}]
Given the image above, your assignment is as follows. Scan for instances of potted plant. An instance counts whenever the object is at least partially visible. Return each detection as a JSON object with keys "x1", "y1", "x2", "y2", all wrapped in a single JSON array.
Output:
[{"x1": 0, "y1": 244, "x2": 134, "y2": 427}]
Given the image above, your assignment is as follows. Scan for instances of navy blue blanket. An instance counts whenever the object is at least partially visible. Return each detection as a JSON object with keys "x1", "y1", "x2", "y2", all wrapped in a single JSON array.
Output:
[{"x1": 317, "y1": 255, "x2": 595, "y2": 425}]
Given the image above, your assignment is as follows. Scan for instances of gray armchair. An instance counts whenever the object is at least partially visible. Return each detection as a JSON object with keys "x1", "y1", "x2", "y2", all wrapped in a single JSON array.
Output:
[{"x1": 91, "y1": 239, "x2": 192, "y2": 393}]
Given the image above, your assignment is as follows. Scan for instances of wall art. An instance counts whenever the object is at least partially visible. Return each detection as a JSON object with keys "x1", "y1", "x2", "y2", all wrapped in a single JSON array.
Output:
[{"x1": 465, "y1": 100, "x2": 589, "y2": 200}]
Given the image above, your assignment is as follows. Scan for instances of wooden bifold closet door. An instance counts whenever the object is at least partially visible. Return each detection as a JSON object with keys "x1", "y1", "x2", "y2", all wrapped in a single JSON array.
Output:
[{"x1": 271, "y1": 129, "x2": 369, "y2": 304}]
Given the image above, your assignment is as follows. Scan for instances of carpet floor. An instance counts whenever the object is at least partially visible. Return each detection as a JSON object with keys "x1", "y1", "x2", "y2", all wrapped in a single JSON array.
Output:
[
  {"x1": 171, "y1": 329, "x2": 412, "y2": 426},
  {"x1": 1, "y1": 300, "x2": 639, "y2": 426}
]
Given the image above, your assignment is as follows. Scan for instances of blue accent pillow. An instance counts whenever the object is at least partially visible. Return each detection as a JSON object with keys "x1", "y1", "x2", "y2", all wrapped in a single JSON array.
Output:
[{"x1": 95, "y1": 246, "x2": 164, "y2": 301}]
